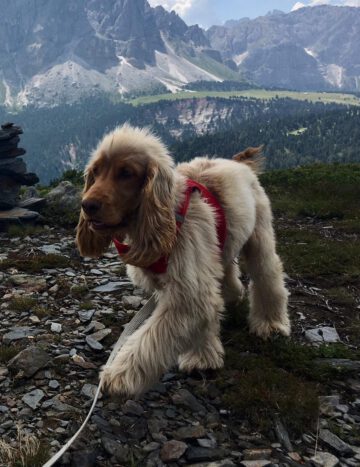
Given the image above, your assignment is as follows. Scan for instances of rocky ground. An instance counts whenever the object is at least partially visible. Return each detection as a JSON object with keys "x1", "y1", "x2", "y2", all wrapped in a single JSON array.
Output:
[{"x1": 0, "y1": 215, "x2": 359, "y2": 467}]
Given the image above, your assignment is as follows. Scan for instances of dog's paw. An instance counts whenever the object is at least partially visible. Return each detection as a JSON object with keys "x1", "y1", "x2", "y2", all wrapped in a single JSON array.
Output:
[
  {"x1": 100, "y1": 366, "x2": 129, "y2": 396},
  {"x1": 249, "y1": 318, "x2": 291, "y2": 340},
  {"x1": 178, "y1": 340, "x2": 224, "y2": 373}
]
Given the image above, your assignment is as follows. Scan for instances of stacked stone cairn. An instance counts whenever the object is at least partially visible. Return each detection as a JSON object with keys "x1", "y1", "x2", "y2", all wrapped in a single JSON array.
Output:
[{"x1": 0, "y1": 122, "x2": 44, "y2": 228}]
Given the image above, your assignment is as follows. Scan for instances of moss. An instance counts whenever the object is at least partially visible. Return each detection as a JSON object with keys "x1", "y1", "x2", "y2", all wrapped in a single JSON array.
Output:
[
  {"x1": 0, "y1": 253, "x2": 73, "y2": 273},
  {"x1": 8, "y1": 297, "x2": 37, "y2": 312}
]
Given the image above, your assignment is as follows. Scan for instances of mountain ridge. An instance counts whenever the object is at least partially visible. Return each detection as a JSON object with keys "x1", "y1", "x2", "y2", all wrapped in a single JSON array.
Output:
[{"x1": 0, "y1": 2, "x2": 359, "y2": 107}]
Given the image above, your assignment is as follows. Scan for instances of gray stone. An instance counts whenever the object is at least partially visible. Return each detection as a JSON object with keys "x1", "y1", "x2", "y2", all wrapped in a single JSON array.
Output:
[
  {"x1": 311, "y1": 452, "x2": 339, "y2": 467},
  {"x1": 51, "y1": 322, "x2": 62, "y2": 333},
  {"x1": 143, "y1": 442, "x2": 160, "y2": 453},
  {"x1": 85, "y1": 335, "x2": 103, "y2": 350},
  {"x1": 174, "y1": 425, "x2": 206, "y2": 440},
  {"x1": 81, "y1": 383, "x2": 98, "y2": 399},
  {"x1": 71, "y1": 448, "x2": 99, "y2": 467},
  {"x1": 49, "y1": 380, "x2": 60, "y2": 389},
  {"x1": 78, "y1": 310, "x2": 95, "y2": 322},
  {"x1": 22, "y1": 389, "x2": 45, "y2": 409},
  {"x1": 319, "y1": 395, "x2": 341, "y2": 416},
  {"x1": 243, "y1": 449, "x2": 272, "y2": 460},
  {"x1": 160, "y1": 440, "x2": 187, "y2": 463},
  {"x1": 319, "y1": 429, "x2": 354, "y2": 456},
  {"x1": 10, "y1": 275, "x2": 46, "y2": 290},
  {"x1": 171, "y1": 389, "x2": 205, "y2": 412},
  {"x1": 122, "y1": 400, "x2": 144, "y2": 416},
  {"x1": 240, "y1": 462, "x2": 272, "y2": 467},
  {"x1": 44, "y1": 396, "x2": 82, "y2": 414},
  {"x1": 89, "y1": 328, "x2": 111, "y2": 342},
  {"x1": 188, "y1": 461, "x2": 235, "y2": 467},
  {"x1": 101, "y1": 436, "x2": 129, "y2": 463},
  {"x1": 38, "y1": 244, "x2": 61, "y2": 255},
  {"x1": 3, "y1": 326, "x2": 40, "y2": 343},
  {"x1": 197, "y1": 438, "x2": 216, "y2": 448},
  {"x1": 92, "y1": 281, "x2": 132, "y2": 293},
  {"x1": 186, "y1": 447, "x2": 226, "y2": 462},
  {"x1": 8, "y1": 346, "x2": 51, "y2": 378},
  {"x1": 122, "y1": 295, "x2": 142, "y2": 309},
  {"x1": 46, "y1": 181, "x2": 81, "y2": 210},
  {"x1": 305, "y1": 327, "x2": 340, "y2": 343}
]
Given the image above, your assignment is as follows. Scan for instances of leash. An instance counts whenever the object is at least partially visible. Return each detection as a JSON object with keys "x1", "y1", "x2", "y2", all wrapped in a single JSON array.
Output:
[{"x1": 43, "y1": 294, "x2": 157, "y2": 467}]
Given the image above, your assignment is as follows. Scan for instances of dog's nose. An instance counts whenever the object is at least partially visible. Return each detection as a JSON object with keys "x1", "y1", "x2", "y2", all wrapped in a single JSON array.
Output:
[{"x1": 82, "y1": 199, "x2": 102, "y2": 215}]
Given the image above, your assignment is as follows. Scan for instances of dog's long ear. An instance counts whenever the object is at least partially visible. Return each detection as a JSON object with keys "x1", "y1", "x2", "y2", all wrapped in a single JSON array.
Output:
[
  {"x1": 122, "y1": 161, "x2": 176, "y2": 268},
  {"x1": 76, "y1": 169, "x2": 111, "y2": 258}
]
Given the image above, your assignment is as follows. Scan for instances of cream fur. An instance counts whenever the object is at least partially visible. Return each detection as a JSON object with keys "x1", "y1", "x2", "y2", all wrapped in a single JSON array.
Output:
[{"x1": 88, "y1": 125, "x2": 290, "y2": 396}]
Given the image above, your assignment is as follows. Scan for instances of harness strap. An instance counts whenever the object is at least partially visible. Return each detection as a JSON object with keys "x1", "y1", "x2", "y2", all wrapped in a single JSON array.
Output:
[{"x1": 113, "y1": 178, "x2": 226, "y2": 273}]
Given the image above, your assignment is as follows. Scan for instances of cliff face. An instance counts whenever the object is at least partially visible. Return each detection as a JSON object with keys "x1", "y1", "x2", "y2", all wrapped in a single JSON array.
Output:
[
  {"x1": 206, "y1": 5, "x2": 360, "y2": 92},
  {"x1": 0, "y1": 0, "x2": 236, "y2": 107}
]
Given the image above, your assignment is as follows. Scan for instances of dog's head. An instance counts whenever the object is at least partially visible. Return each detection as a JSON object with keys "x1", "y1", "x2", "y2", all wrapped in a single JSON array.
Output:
[{"x1": 76, "y1": 125, "x2": 177, "y2": 267}]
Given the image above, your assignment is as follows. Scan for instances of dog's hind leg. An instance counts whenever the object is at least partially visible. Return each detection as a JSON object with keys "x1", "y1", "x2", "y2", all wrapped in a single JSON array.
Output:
[
  {"x1": 222, "y1": 261, "x2": 245, "y2": 306},
  {"x1": 243, "y1": 188, "x2": 290, "y2": 339}
]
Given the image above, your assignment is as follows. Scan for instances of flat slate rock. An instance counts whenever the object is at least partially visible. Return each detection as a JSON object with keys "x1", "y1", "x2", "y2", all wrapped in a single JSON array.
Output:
[
  {"x1": 92, "y1": 281, "x2": 132, "y2": 293},
  {"x1": 19, "y1": 197, "x2": 46, "y2": 210},
  {"x1": 0, "y1": 207, "x2": 40, "y2": 223},
  {"x1": 0, "y1": 147, "x2": 26, "y2": 159},
  {"x1": 0, "y1": 123, "x2": 22, "y2": 141}
]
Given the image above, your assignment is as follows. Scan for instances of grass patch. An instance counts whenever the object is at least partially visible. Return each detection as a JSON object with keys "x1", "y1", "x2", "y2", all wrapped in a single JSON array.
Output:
[
  {"x1": 0, "y1": 426, "x2": 50, "y2": 467},
  {"x1": 40, "y1": 204, "x2": 80, "y2": 227},
  {"x1": 261, "y1": 164, "x2": 360, "y2": 220},
  {"x1": 0, "y1": 345, "x2": 24, "y2": 364},
  {"x1": 325, "y1": 287, "x2": 356, "y2": 305},
  {"x1": 128, "y1": 89, "x2": 360, "y2": 107},
  {"x1": 7, "y1": 225, "x2": 45, "y2": 239},
  {"x1": 70, "y1": 284, "x2": 89, "y2": 299},
  {"x1": 0, "y1": 253, "x2": 73, "y2": 273},
  {"x1": 8, "y1": 297, "x2": 37, "y2": 312},
  {"x1": 33, "y1": 305, "x2": 54, "y2": 319},
  {"x1": 79, "y1": 301, "x2": 94, "y2": 311},
  {"x1": 218, "y1": 301, "x2": 360, "y2": 436},
  {"x1": 222, "y1": 367, "x2": 319, "y2": 435},
  {"x1": 277, "y1": 228, "x2": 360, "y2": 278}
]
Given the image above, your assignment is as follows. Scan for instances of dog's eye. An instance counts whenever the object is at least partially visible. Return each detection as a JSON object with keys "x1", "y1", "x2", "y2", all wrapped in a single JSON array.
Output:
[{"x1": 118, "y1": 168, "x2": 133, "y2": 179}]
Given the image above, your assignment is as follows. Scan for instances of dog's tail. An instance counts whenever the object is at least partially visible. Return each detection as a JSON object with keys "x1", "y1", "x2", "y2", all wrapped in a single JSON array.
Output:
[{"x1": 232, "y1": 145, "x2": 264, "y2": 174}]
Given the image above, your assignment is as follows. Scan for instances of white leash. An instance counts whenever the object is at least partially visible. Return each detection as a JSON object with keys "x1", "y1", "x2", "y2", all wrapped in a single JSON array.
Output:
[{"x1": 43, "y1": 294, "x2": 157, "y2": 467}]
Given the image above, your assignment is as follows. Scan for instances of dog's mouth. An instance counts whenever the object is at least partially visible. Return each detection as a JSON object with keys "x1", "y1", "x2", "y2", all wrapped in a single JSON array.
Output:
[{"x1": 89, "y1": 219, "x2": 128, "y2": 231}]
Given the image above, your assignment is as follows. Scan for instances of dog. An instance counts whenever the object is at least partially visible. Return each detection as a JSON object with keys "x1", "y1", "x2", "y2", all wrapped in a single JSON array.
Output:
[{"x1": 76, "y1": 124, "x2": 290, "y2": 396}]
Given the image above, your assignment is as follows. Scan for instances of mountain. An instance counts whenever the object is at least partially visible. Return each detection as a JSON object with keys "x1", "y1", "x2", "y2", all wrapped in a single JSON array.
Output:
[
  {"x1": 207, "y1": 5, "x2": 360, "y2": 92},
  {"x1": 0, "y1": 0, "x2": 240, "y2": 107},
  {"x1": 0, "y1": 3, "x2": 359, "y2": 108}
]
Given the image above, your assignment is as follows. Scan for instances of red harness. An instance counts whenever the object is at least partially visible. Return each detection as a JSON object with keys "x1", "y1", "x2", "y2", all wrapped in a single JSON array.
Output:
[{"x1": 113, "y1": 179, "x2": 227, "y2": 274}]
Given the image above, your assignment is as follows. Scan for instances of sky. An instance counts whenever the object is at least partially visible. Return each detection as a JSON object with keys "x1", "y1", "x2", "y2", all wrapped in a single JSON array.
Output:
[{"x1": 148, "y1": 0, "x2": 360, "y2": 28}]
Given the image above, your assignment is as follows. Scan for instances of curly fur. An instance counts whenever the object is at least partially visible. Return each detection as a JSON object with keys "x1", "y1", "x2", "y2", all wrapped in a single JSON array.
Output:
[{"x1": 76, "y1": 125, "x2": 290, "y2": 396}]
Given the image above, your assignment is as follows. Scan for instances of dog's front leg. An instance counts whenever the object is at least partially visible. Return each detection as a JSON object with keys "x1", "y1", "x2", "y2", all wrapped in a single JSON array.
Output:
[{"x1": 101, "y1": 301, "x2": 192, "y2": 396}]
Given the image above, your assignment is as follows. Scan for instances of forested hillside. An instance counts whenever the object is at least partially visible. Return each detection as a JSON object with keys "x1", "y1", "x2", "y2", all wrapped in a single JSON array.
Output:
[
  {"x1": 0, "y1": 95, "x2": 359, "y2": 182},
  {"x1": 172, "y1": 106, "x2": 360, "y2": 169}
]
